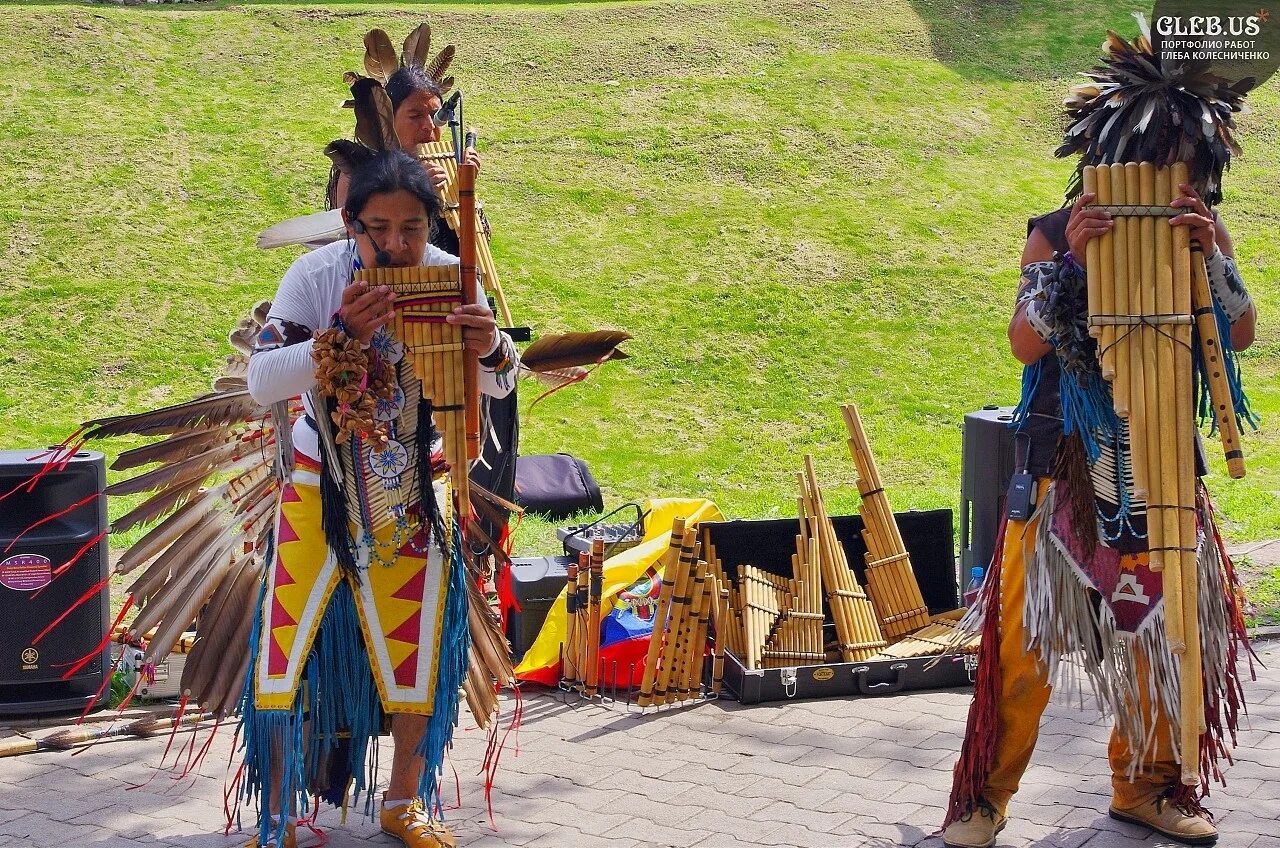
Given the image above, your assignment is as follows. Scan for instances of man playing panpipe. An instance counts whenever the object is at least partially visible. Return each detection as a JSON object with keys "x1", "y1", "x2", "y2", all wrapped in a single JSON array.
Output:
[
  {"x1": 241, "y1": 150, "x2": 517, "y2": 848},
  {"x1": 942, "y1": 17, "x2": 1260, "y2": 848}
]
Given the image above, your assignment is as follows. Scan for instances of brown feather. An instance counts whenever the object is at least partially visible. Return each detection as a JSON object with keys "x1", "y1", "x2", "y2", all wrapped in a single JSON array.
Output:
[
  {"x1": 426, "y1": 44, "x2": 455, "y2": 84},
  {"x1": 195, "y1": 563, "x2": 259, "y2": 714},
  {"x1": 213, "y1": 376, "x2": 247, "y2": 393},
  {"x1": 438, "y1": 75, "x2": 455, "y2": 94},
  {"x1": 351, "y1": 77, "x2": 399, "y2": 153},
  {"x1": 83, "y1": 390, "x2": 261, "y2": 439},
  {"x1": 126, "y1": 510, "x2": 226, "y2": 601},
  {"x1": 362, "y1": 28, "x2": 399, "y2": 85},
  {"x1": 519, "y1": 330, "x2": 632, "y2": 373},
  {"x1": 251, "y1": 300, "x2": 272, "y2": 327},
  {"x1": 141, "y1": 545, "x2": 237, "y2": 665},
  {"x1": 401, "y1": 22, "x2": 431, "y2": 71},
  {"x1": 112, "y1": 475, "x2": 206, "y2": 533},
  {"x1": 182, "y1": 548, "x2": 256, "y2": 700},
  {"x1": 112, "y1": 428, "x2": 229, "y2": 471},
  {"x1": 223, "y1": 354, "x2": 249, "y2": 379},
  {"x1": 117, "y1": 498, "x2": 205, "y2": 575}
]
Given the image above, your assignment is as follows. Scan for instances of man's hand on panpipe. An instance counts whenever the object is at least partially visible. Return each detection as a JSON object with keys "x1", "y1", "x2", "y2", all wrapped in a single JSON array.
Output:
[
  {"x1": 1169, "y1": 184, "x2": 1219, "y2": 256},
  {"x1": 339, "y1": 280, "x2": 397, "y2": 344},
  {"x1": 1065, "y1": 191, "x2": 1113, "y2": 259},
  {"x1": 446, "y1": 302, "x2": 500, "y2": 353}
]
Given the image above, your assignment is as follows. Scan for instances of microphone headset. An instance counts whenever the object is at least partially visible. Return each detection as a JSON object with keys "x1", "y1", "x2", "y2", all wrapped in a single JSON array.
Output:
[{"x1": 351, "y1": 219, "x2": 391, "y2": 267}]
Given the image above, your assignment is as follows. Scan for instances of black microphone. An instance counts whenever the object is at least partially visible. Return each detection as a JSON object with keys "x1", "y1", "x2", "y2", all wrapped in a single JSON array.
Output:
[
  {"x1": 353, "y1": 219, "x2": 391, "y2": 267},
  {"x1": 433, "y1": 90, "x2": 462, "y2": 127}
]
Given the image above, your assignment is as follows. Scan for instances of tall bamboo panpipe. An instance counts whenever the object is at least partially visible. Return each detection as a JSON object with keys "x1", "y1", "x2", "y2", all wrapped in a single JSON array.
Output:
[
  {"x1": 637, "y1": 520, "x2": 687, "y2": 706},
  {"x1": 712, "y1": 585, "x2": 729, "y2": 695},
  {"x1": 800, "y1": 455, "x2": 886, "y2": 661},
  {"x1": 840, "y1": 403, "x2": 930, "y2": 639},
  {"x1": 1085, "y1": 162, "x2": 1205, "y2": 784},
  {"x1": 415, "y1": 140, "x2": 513, "y2": 326},
  {"x1": 1190, "y1": 246, "x2": 1247, "y2": 479},
  {"x1": 672, "y1": 558, "x2": 711, "y2": 701},
  {"x1": 575, "y1": 552, "x2": 590, "y2": 687}
]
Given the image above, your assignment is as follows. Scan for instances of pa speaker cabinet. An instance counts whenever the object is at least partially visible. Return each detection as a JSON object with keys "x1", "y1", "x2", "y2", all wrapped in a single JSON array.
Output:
[
  {"x1": 959, "y1": 406, "x2": 1018, "y2": 576},
  {"x1": 0, "y1": 449, "x2": 110, "y2": 716}
]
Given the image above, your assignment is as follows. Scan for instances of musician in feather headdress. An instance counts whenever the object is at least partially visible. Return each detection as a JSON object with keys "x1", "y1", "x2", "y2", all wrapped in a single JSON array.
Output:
[
  {"x1": 237, "y1": 120, "x2": 518, "y2": 846},
  {"x1": 942, "y1": 16, "x2": 1261, "y2": 848}
]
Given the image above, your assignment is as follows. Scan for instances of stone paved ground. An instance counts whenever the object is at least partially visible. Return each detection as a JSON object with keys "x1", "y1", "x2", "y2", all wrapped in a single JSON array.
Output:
[{"x1": 1, "y1": 640, "x2": 1277, "y2": 848}]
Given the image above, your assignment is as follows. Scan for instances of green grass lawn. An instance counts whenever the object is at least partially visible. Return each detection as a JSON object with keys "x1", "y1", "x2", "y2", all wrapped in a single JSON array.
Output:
[{"x1": 1, "y1": 0, "x2": 1276, "y2": 568}]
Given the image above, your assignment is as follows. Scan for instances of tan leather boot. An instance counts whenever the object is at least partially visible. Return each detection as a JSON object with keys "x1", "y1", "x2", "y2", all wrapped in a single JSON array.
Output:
[
  {"x1": 942, "y1": 801, "x2": 1007, "y2": 848},
  {"x1": 1110, "y1": 796, "x2": 1218, "y2": 845}
]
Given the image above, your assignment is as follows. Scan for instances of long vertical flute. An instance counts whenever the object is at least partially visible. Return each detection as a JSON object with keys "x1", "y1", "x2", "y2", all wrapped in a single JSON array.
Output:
[{"x1": 456, "y1": 130, "x2": 482, "y2": 477}]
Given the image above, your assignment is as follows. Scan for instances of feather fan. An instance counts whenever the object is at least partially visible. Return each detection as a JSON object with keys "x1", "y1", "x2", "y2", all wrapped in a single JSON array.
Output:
[{"x1": 83, "y1": 390, "x2": 261, "y2": 439}]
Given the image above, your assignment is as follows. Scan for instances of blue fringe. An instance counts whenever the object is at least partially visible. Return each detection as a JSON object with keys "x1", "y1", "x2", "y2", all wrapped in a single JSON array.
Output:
[
  {"x1": 1195, "y1": 298, "x2": 1260, "y2": 433},
  {"x1": 1059, "y1": 368, "x2": 1120, "y2": 464},
  {"x1": 239, "y1": 577, "x2": 385, "y2": 845},
  {"x1": 415, "y1": 519, "x2": 470, "y2": 816},
  {"x1": 306, "y1": 581, "x2": 384, "y2": 812},
  {"x1": 1009, "y1": 359, "x2": 1043, "y2": 433}
]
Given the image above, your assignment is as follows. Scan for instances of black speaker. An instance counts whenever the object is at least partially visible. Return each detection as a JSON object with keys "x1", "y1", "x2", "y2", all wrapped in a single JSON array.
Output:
[
  {"x1": 503, "y1": 555, "x2": 573, "y2": 663},
  {"x1": 959, "y1": 406, "x2": 1019, "y2": 576},
  {"x1": 0, "y1": 449, "x2": 110, "y2": 716}
]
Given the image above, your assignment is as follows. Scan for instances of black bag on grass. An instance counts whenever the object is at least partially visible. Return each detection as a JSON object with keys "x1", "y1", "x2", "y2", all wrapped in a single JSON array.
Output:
[{"x1": 513, "y1": 454, "x2": 603, "y2": 520}]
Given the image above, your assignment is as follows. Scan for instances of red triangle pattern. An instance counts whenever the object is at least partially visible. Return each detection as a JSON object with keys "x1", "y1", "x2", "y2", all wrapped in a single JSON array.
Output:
[
  {"x1": 271, "y1": 594, "x2": 298, "y2": 628},
  {"x1": 387, "y1": 608, "x2": 422, "y2": 645},
  {"x1": 393, "y1": 648, "x2": 418, "y2": 688},
  {"x1": 280, "y1": 485, "x2": 303, "y2": 504},
  {"x1": 391, "y1": 565, "x2": 427, "y2": 602},
  {"x1": 268, "y1": 629, "x2": 289, "y2": 676},
  {"x1": 276, "y1": 513, "x2": 301, "y2": 546},
  {"x1": 274, "y1": 558, "x2": 296, "y2": 587}
]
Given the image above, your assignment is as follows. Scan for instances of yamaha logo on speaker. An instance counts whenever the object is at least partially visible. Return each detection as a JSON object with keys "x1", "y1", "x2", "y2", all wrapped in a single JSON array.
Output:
[{"x1": 20, "y1": 647, "x2": 39, "y2": 669}]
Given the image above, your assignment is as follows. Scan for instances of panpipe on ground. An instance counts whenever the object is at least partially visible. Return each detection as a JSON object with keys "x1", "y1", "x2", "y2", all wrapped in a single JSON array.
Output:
[
  {"x1": 1083, "y1": 161, "x2": 1206, "y2": 785},
  {"x1": 871, "y1": 619, "x2": 980, "y2": 660},
  {"x1": 841, "y1": 402, "x2": 931, "y2": 640},
  {"x1": 636, "y1": 522, "x2": 719, "y2": 706},
  {"x1": 800, "y1": 455, "x2": 887, "y2": 661},
  {"x1": 415, "y1": 140, "x2": 513, "y2": 326}
]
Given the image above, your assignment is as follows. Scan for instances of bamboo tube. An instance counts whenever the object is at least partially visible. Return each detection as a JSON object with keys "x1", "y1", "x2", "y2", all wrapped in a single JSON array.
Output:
[
  {"x1": 457, "y1": 156, "x2": 481, "y2": 463},
  {"x1": 637, "y1": 520, "x2": 686, "y2": 706},
  {"x1": 712, "y1": 586, "x2": 729, "y2": 695},
  {"x1": 1190, "y1": 249, "x2": 1247, "y2": 479},
  {"x1": 1138, "y1": 163, "x2": 1166, "y2": 579},
  {"x1": 1123, "y1": 163, "x2": 1146, "y2": 493},
  {"x1": 1097, "y1": 165, "x2": 1117, "y2": 380},
  {"x1": 584, "y1": 539, "x2": 604, "y2": 697},
  {"x1": 672, "y1": 558, "x2": 707, "y2": 698},
  {"x1": 1083, "y1": 166, "x2": 1102, "y2": 336},
  {"x1": 575, "y1": 552, "x2": 590, "y2": 687},
  {"x1": 563, "y1": 560, "x2": 579, "y2": 685},
  {"x1": 1109, "y1": 164, "x2": 1131, "y2": 415},
  {"x1": 685, "y1": 559, "x2": 713, "y2": 698}
]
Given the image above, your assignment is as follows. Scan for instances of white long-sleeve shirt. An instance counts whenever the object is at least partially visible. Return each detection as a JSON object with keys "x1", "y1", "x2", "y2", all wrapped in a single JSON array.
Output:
[{"x1": 248, "y1": 239, "x2": 516, "y2": 461}]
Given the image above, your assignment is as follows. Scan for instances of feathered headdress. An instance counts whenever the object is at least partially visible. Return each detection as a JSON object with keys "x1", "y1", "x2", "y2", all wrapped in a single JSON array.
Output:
[
  {"x1": 344, "y1": 23, "x2": 456, "y2": 99},
  {"x1": 1056, "y1": 14, "x2": 1252, "y2": 204}
]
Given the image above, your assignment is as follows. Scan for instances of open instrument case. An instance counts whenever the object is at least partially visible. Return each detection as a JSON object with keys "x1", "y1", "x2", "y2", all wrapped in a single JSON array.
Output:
[{"x1": 701, "y1": 509, "x2": 977, "y2": 704}]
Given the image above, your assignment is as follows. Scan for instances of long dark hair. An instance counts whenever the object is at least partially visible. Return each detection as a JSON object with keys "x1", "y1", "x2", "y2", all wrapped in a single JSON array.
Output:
[
  {"x1": 343, "y1": 150, "x2": 442, "y2": 221},
  {"x1": 385, "y1": 66, "x2": 444, "y2": 113}
]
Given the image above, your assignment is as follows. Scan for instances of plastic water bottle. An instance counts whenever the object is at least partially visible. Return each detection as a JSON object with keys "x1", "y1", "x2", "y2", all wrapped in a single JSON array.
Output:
[{"x1": 963, "y1": 566, "x2": 985, "y2": 608}]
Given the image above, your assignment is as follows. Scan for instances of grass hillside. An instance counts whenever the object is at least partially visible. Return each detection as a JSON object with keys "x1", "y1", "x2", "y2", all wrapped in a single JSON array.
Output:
[{"x1": 0, "y1": 0, "x2": 1276, "y2": 547}]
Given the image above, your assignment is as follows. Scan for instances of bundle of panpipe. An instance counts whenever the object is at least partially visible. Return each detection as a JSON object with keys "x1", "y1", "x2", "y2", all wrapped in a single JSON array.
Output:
[
  {"x1": 841, "y1": 403, "x2": 930, "y2": 639},
  {"x1": 416, "y1": 140, "x2": 512, "y2": 326},
  {"x1": 703, "y1": 544, "x2": 744, "y2": 662},
  {"x1": 799, "y1": 456, "x2": 887, "y2": 661},
  {"x1": 872, "y1": 619, "x2": 980, "y2": 660},
  {"x1": 1083, "y1": 160, "x2": 1240, "y2": 785},
  {"x1": 560, "y1": 544, "x2": 603, "y2": 695},
  {"x1": 637, "y1": 520, "x2": 719, "y2": 706}
]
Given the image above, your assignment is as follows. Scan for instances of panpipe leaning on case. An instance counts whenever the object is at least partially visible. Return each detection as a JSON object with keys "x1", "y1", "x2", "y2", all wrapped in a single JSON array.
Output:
[
  {"x1": 416, "y1": 140, "x2": 513, "y2": 326},
  {"x1": 841, "y1": 402, "x2": 931, "y2": 640},
  {"x1": 1082, "y1": 160, "x2": 1244, "y2": 786}
]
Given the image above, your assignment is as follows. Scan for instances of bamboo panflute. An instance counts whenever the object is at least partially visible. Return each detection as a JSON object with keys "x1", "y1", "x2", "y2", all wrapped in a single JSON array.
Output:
[
  {"x1": 1084, "y1": 162, "x2": 1206, "y2": 785},
  {"x1": 841, "y1": 403, "x2": 930, "y2": 639}
]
